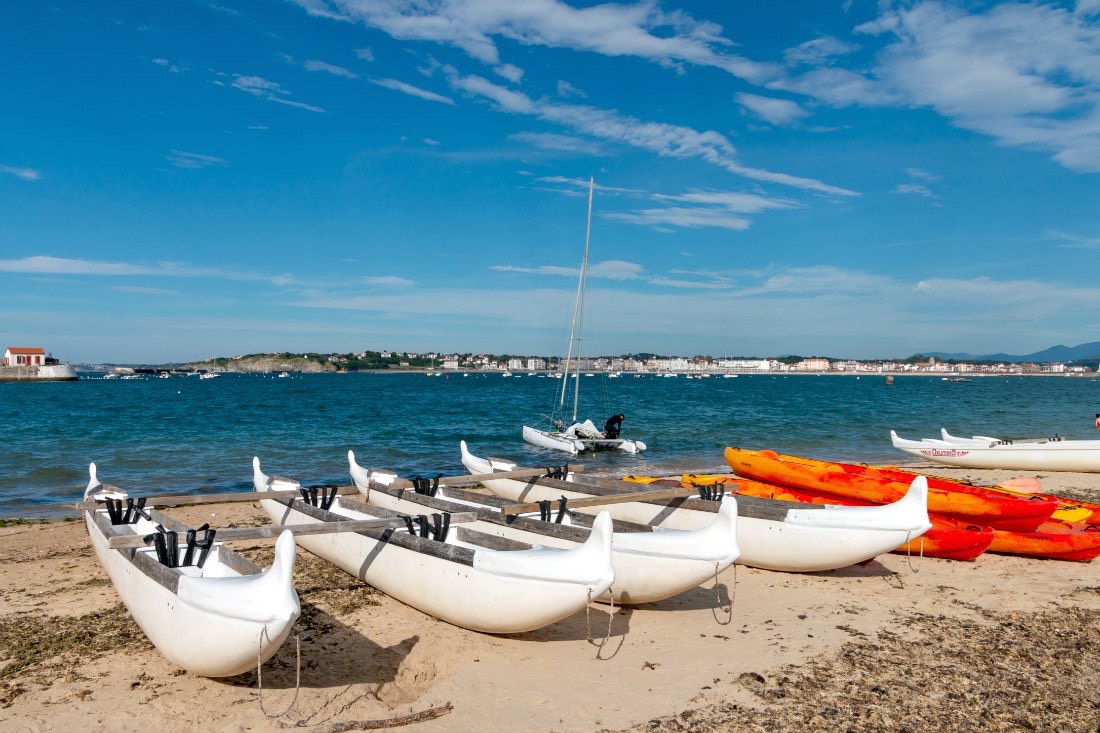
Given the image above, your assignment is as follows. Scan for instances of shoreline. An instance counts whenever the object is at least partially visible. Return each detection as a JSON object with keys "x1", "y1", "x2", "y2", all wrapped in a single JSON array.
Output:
[{"x1": 1, "y1": 463, "x2": 1098, "y2": 731}]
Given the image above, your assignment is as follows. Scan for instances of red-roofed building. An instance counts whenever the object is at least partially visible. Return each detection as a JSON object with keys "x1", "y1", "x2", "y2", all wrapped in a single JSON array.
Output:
[{"x1": 4, "y1": 347, "x2": 46, "y2": 366}]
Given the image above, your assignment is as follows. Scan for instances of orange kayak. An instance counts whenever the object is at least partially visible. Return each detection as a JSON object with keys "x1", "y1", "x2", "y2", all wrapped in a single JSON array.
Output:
[
  {"x1": 626, "y1": 473, "x2": 994, "y2": 562},
  {"x1": 869, "y1": 464, "x2": 1100, "y2": 526},
  {"x1": 987, "y1": 521, "x2": 1100, "y2": 562},
  {"x1": 724, "y1": 447, "x2": 1058, "y2": 532}
]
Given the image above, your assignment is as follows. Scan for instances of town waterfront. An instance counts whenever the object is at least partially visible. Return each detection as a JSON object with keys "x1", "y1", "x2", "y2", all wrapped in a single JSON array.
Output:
[{"x1": 2, "y1": 371, "x2": 1097, "y2": 517}]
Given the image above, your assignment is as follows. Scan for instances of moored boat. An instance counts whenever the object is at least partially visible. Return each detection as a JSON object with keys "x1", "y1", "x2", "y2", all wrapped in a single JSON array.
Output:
[
  {"x1": 252, "y1": 457, "x2": 615, "y2": 633},
  {"x1": 626, "y1": 473, "x2": 995, "y2": 562},
  {"x1": 84, "y1": 463, "x2": 300, "y2": 677},
  {"x1": 460, "y1": 442, "x2": 932, "y2": 573},
  {"x1": 891, "y1": 429, "x2": 1100, "y2": 472},
  {"x1": 724, "y1": 447, "x2": 1057, "y2": 531},
  {"x1": 347, "y1": 450, "x2": 740, "y2": 605}
]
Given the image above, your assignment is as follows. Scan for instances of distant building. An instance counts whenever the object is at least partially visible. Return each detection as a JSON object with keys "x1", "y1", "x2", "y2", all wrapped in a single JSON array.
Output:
[{"x1": 4, "y1": 347, "x2": 46, "y2": 366}]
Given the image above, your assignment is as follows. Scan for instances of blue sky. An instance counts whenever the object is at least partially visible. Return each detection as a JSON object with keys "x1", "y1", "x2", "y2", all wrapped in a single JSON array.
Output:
[{"x1": 3, "y1": 0, "x2": 1099, "y2": 364}]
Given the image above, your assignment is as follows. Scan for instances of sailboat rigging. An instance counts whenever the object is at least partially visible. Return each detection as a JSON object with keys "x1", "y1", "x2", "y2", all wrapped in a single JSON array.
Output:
[{"x1": 521, "y1": 178, "x2": 646, "y2": 456}]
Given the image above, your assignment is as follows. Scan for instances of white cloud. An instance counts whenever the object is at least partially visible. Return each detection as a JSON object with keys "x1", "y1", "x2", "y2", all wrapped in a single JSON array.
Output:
[
  {"x1": 893, "y1": 183, "x2": 935, "y2": 198},
  {"x1": 905, "y1": 167, "x2": 939, "y2": 181},
  {"x1": 494, "y1": 63, "x2": 524, "y2": 83},
  {"x1": 423, "y1": 137, "x2": 441, "y2": 146},
  {"x1": 165, "y1": 150, "x2": 228, "y2": 169},
  {"x1": 509, "y1": 132, "x2": 605, "y2": 155},
  {"x1": 304, "y1": 59, "x2": 358, "y2": 78},
  {"x1": 853, "y1": 1, "x2": 1100, "y2": 172},
  {"x1": 0, "y1": 165, "x2": 40, "y2": 181},
  {"x1": 293, "y1": 0, "x2": 781, "y2": 84},
  {"x1": 369, "y1": 77, "x2": 456, "y2": 105},
  {"x1": 355, "y1": 47, "x2": 375, "y2": 61},
  {"x1": 230, "y1": 75, "x2": 326, "y2": 113},
  {"x1": 111, "y1": 285, "x2": 180, "y2": 295},
  {"x1": 556, "y1": 80, "x2": 586, "y2": 98},
  {"x1": 735, "y1": 92, "x2": 808, "y2": 125},
  {"x1": 364, "y1": 275, "x2": 415, "y2": 286},
  {"x1": 447, "y1": 72, "x2": 857, "y2": 196},
  {"x1": 784, "y1": 36, "x2": 858, "y2": 67},
  {"x1": 604, "y1": 207, "x2": 752, "y2": 231},
  {"x1": 491, "y1": 259, "x2": 643, "y2": 281},
  {"x1": 1047, "y1": 230, "x2": 1100, "y2": 248}
]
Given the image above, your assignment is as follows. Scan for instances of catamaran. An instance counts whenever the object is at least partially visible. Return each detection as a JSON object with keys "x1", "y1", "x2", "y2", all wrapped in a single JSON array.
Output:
[{"x1": 522, "y1": 178, "x2": 645, "y2": 455}]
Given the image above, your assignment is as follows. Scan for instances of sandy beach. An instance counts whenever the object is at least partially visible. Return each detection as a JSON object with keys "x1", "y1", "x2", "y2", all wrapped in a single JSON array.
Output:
[{"x1": 2, "y1": 463, "x2": 1099, "y2": 733}]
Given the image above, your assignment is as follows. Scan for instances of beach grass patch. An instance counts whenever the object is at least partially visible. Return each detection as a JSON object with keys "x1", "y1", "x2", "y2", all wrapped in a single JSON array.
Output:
[{"x1": 0, "y1": 605, "x2": 150, "y2": 705}]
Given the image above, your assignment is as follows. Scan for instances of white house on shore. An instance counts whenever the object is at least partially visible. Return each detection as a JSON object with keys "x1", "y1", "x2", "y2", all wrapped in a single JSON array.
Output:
[{"x1": 4, "y1": 347, "x2": 47, "y2": 366}]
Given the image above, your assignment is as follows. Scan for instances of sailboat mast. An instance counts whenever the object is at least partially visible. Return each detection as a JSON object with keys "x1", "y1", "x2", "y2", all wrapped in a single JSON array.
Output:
[
  {"x1": 571, "y1": 177, "x2": 594, "y2": 423},
  {"x1": 557, "y1": 177, "x2": 594, "y2": 423}
]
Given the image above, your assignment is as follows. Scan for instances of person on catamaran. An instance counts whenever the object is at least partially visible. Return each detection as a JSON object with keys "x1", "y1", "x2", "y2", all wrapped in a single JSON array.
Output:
[{"x1": 603, "y1": 413, "x2": 625, "y2": 439}]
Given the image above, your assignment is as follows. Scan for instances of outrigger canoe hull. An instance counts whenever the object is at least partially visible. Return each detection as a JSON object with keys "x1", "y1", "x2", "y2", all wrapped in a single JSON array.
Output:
[
  {"x1": 85, "y1": 465, "x2": 300, "y2": 677},
  {"x1": 460, "y1": 442, "x2": 931, "y2": 573},
  {"x1": 254, "y1": 458, "x2": 615, "y2": 634},
  {"x1": 349, "y1": 451, "x2": 739, "y2": 605}
]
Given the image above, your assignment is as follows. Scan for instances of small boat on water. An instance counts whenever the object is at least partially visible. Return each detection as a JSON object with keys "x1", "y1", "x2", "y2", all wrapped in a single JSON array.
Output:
[
  {"x1": 522, "y1": 179, "x2": 645, "y2": 456},
  {"x1": 252, "y1": 457, "x2": 615, "y2": 633},
  {"x1": 347, "y1": 451, "x2": 740, "y2": 605},
  {"x1": 725, "y1": 447, "x2": 1057, "y2": 531},
  {"x1": 460, "y1": 442, "x2": 931, "y2": 573},
  {"x1": 891, "y1": 429, "x2": 1100, "y2": 473},
  {"x1": 83, "y1": 464, "x2": 300, "y2": 677}
]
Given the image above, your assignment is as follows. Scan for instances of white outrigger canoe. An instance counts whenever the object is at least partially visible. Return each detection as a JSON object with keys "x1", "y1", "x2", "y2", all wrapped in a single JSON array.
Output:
[
  {"x1": 84, "y1": 463, "x2": 300, "y2": 677},
  {"x1": 892, "y1": 430, "x2": 1100, "y2": 472},
  {"x1": 460, "y1": 442, "x2": 931, "y2": 573},
  {"x1": 253, "y1": 458, "x2": 615, "y2": 633},
  {"x1": 347, "y1": 450, "x2": 739, "y2": 605}
]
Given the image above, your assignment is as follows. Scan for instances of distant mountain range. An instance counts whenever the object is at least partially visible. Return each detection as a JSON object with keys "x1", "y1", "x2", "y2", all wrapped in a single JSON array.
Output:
[{"x1": 923, "y1": 341, "x2": 1100, "y2": 363}]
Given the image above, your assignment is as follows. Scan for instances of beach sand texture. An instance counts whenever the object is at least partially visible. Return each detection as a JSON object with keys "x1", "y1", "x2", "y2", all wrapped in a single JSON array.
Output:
[{"x1": 2, "y1": 463, "x2": 1099, "y2": 732}]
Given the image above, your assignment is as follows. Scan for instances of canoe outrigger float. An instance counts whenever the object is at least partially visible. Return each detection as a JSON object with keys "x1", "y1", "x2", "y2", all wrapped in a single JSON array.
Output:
[
  {"x1": 891, "y1": 429, "x2": 1100, "y2": 473},
  {"x1": 460, "y1": 442, "x2": 932, "y2": 573},
  {"x1": 83, "y1": 463, "x2": 300, "y2": 677},
  {"x1": 347, "y1": 450, "x2": 740, "y2": 605},
  {"x1": 253, "y1": 457, "x2": 616, "y2": 634}
]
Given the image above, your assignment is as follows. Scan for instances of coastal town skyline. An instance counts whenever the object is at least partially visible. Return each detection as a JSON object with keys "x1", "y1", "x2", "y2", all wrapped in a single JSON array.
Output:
[{"x1": 3, "y1": 1, "x2": 1099, "y2": 364}]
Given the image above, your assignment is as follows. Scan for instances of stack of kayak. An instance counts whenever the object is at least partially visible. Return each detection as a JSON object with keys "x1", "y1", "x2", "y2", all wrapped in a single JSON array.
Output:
[{"x1": 717, "y1": 448, "x2": 1100, "y2": 562}]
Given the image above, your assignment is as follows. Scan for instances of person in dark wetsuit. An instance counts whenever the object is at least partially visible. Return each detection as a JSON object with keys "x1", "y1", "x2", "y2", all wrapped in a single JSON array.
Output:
[{"x1": 603, "y1": 413, "x2": 625, "y2": 439}]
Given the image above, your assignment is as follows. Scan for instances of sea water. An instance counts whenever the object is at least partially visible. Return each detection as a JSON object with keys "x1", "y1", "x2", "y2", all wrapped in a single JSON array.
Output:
[{"x1": 1, "y1": 371, "x2": 1097, "y2": 517}]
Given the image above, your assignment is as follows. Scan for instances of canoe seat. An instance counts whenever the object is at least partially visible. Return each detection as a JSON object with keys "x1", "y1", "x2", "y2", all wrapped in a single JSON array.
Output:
[
  {"x1": 402, "y1": 513, "x2": 451, "y2": 542},
  {"x1": 104, "y1": 496, "x2": 151, "y2": 525},
  {"x1": 298, "y1": 485, "x2": 338, "y2": 510},
  {"x1": 146, "y1": 524, "x2": 217, "y2": 569}
]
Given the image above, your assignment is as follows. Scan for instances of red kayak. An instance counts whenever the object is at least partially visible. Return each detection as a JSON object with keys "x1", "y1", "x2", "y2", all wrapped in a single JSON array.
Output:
[
  {"x1": 987, "y1": 520, "x2": 1100, "y2": 562},
  {"x1": 724, "y1": 448, "x2": 1058, "y2": 532},
  {"x1": 870, "y1": 464, "x2": 1100, "y2": 527}
]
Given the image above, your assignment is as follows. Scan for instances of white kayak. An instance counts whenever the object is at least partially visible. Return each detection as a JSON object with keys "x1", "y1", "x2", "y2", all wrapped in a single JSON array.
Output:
[
  {"x1": 253, "y1": 457, "x2": 615, "y2": 633},
  {"x1": 347, "y1": 450, "x2": 739, "y2": 605},
  {"x1": 891, "y1": 430, "x2": 1100, "y2": 472},
  {"x1": 84, "y1": 463, "x2": 300, "y2": 677},
  {"x1": 460, "y1": 441, "x2": 932, "y2": 573}
]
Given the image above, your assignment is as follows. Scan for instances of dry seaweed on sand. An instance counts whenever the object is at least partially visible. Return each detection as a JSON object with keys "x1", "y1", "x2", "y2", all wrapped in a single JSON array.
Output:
[
  {"x1": 614, "y1": 604, "x2": 1100, "y2": 733},
  {"x1": 0, "y1": 605, "x2": 151, "y2": 705}
]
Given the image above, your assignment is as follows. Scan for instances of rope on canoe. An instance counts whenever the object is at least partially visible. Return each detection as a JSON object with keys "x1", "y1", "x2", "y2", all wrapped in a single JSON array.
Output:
[
  {"x1": 904, "y1": 532, "x2": 925, "y2": 573},
  {"x1": 257, "y1": 626, "x2": 301, "y2": 718},
  {"x1": 711, "y1": 561, "x2": 734, "y2": 625},
  {"x1": 585, "y1": 585, "x2": 614, "y2": 651}
]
